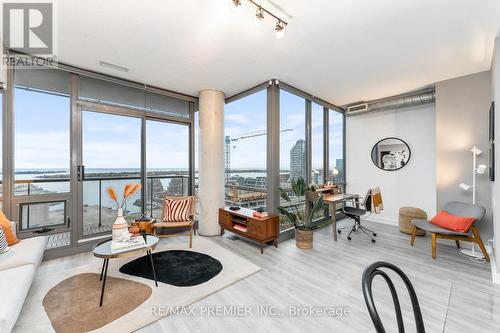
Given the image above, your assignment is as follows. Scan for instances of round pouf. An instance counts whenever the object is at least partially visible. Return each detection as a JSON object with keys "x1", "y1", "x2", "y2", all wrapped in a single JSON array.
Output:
[{"x1": 399, "y1": 207, "x2": 426, "y2": 236}]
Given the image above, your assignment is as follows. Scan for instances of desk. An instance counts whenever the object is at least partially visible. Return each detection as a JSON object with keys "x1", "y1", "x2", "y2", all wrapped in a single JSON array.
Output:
[{"x1": 323, "y1": 193, "x2": 358, "y2": 241}]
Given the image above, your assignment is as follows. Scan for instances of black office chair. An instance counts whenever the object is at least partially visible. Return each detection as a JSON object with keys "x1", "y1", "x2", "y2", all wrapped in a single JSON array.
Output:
[
  {"x1": 362, "y1": 261, "x2": 425, "y2": 333},
  {"x1": 340, "y1": 189, "x2": 377, "y2": 242}
]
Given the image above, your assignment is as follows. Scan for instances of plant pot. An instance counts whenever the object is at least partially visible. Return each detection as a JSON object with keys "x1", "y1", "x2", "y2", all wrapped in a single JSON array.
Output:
[{"x1": 295, "y1": 229, "x2": 313, "y2": 250}]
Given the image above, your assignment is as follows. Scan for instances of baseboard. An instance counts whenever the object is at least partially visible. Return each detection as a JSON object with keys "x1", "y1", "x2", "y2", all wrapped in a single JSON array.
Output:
[{"x1": 490, "y1": 245, "x2": 500, "y2": 285}]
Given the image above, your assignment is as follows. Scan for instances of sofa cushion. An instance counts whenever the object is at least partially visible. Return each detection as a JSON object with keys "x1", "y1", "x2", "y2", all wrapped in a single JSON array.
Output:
[
  {"x1": 0, "y1": 264, "x2": 36, "y2": 333},
  {"x1": 0, "y1": 227, "x2": 9, "y2": 253},
  {"x1": 0, "y1": 236, "x2": 47, "y2": 271},
  {"x1": 0, "y1": 211, "x2": 19, "y2": 246}
]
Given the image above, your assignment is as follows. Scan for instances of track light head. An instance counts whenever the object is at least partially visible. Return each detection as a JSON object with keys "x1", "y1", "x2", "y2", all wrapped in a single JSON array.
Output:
[
  {"x1": 254, "y1": 6, "x2": 264, "y2": 26},
  {"x1": 459, "y1": 183, "x2": 472, "y2": 191},
  {"x1": 230, "y1": 0, "x2": 241, "y2": 11},
  {"x1": 275, "y1": 20, "x2": 285, "y2": 39}
]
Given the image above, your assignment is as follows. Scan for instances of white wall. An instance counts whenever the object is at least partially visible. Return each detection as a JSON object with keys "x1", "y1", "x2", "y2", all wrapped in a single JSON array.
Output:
[
  {"x1": 436, "y1": 71, "x2": 492, "y2": 241},
  {"x1": 346, "y1": 104, "x2": 437, "y2": 224},
  {"x1": 491, "y1": 36, "x2": 500, "y2": 276}
]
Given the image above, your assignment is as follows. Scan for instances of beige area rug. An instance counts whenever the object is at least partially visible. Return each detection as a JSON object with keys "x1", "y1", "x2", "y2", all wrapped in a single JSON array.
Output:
[
  {"x1": 14, "y1": 236, "x2": 261, "y2": 333},
  {"x1": 43, "y1": 273, "x2": 152, "y2": 333}
]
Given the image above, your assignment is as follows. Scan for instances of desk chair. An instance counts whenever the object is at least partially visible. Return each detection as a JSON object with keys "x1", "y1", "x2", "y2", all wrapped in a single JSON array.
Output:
[{"x1": 341, "y1": 188, "x2": 382, "y2": 243}]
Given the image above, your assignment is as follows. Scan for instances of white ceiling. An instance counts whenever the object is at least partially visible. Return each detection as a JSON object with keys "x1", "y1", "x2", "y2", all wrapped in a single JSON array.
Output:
[{"x1": 56, "y1": 0, "x2": 500, "y2": 105}]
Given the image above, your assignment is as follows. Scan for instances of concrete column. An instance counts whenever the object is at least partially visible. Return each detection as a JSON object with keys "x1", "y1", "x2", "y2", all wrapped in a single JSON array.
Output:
[{"x1": 198, "y1": 89, "x2": 225, "y2": 236}]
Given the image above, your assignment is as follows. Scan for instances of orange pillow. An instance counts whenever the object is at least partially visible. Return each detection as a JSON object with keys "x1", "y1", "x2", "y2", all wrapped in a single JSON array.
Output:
[
  {"x1": 430, "y1": 210, "x2": 476, "y2": 233},
  {"x1": 0, "y1": 210, "x2": 19, "y2": 246}
]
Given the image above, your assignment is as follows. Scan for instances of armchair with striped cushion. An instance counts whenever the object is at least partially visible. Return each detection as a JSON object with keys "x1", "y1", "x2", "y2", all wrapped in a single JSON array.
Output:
[{"x1": 153, "y1": 195, "x2": 196, "y2": 248}]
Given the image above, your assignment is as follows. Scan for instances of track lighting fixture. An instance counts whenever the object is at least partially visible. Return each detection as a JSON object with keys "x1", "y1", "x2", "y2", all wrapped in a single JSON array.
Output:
[
  {"x1": 254, "y1": 6, "x2": 264, "y2": 26},
  {"x1": 230, "y1": 0, "x2": 288, "y2": 38},
  {"x1": 275, "y1": 20, "x2": 285, "y2": 39},
  {"x1": 231, "y1": 0, "x2": 242, "y2": 11}
]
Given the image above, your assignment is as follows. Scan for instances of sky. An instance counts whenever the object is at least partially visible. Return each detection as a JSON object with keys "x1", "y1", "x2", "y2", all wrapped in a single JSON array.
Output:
[
  {"x1": 226, "y1": 89, "x2": 344, "y2": 171},
  {"x1": 14, "y1": 88, "x2": 190, "y2": 172},
  {"x1": 12, "y1": 86, "x2": 343, "y2": 173}
]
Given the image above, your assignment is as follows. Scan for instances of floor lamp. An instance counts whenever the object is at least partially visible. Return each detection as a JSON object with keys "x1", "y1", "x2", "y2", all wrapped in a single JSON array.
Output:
[{"x1": 458, "y1": 146, "x2": 487, "y2": 259}]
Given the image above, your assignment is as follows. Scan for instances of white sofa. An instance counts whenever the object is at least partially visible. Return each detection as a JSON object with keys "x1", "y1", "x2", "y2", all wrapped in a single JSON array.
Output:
[{"x1": 0, "y1": 222, "x2": 47, "y2": 333}]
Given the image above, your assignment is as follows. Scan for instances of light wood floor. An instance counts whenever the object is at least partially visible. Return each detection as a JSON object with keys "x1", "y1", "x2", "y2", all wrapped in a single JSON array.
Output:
[{"x1": 137, "y1": 220, "x2": 500, "y2": 333}]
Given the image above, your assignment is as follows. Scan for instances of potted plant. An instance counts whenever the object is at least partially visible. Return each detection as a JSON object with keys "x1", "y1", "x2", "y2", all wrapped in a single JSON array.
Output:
[{"x1": 277, "y1": 177, "x2": 324, "y2": 250}]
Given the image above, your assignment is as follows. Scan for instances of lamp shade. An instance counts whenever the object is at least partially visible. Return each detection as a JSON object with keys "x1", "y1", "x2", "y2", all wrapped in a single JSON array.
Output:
[
  {"x1": 459, "y1": 183, "x2": 472, "y2": 191},
  {"x1": 471, "y1": 146, "x2": 482, "y2": 155},
  {"x1": 477, "y1": 164, "x2": 487, "y2": 174}
]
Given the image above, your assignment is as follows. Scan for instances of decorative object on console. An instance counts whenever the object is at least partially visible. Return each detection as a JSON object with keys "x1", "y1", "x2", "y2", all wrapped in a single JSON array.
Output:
[
  {"x1": 458, "y1": 146, "x2": 487, "y2": 259},
  {"x1": 253, "y1": 211, "x2": 268, "y2": 218},
  {"x1": 106, "y1": 184, "x2": 142, "y2": 242},
  {"x1": 132, "y1": 214, "x2": 156, "y2": 234},
  {"x1": 277, "y1": 177, "x2": 324, "y2": 250},
  {"x1": 371, "y1": 137, "x2": 411, "y2": 171},
  {"x1": 128, "y1": 224, "x2": 141, "y2": 236}
]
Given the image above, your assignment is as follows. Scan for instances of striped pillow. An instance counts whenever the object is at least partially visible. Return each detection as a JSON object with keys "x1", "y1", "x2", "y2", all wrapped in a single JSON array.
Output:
[
  {"x1": 0, "y1": 227, "x2": 9, "y2": 253},
  {"x1": 163, "y1": 197, "x2": 193, "y2": 222}
]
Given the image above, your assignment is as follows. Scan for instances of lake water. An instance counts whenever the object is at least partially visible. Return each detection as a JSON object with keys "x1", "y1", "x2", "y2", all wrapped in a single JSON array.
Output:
[{"x1": 4, "y1": 168, "x2": 271, "y2": 213}]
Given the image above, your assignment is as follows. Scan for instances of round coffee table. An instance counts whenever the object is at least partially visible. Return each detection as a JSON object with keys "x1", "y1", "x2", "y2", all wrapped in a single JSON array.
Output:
[{"x1": 93, "y1": 234, "x2": 159, "y2": 306}]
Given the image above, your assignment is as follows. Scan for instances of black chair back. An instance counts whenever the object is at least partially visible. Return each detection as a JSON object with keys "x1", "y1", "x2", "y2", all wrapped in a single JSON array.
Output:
[
  {"x1": 362, "y1": 261, "x2": 425, "y2": 333},
  {"x1": 363, "y1": 189, "x2": 372, "y2": 212}
]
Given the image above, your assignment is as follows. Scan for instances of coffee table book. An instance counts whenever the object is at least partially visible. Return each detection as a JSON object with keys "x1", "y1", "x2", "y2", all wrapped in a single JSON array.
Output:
[{"x1": 111, "y1": 236, "x2": 146, "y2": 254}]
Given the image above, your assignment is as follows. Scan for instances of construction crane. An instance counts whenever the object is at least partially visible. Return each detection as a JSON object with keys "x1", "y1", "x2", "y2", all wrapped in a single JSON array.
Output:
[{"x1": 225, "y1": 126, "x2": 293, "y2": 183}]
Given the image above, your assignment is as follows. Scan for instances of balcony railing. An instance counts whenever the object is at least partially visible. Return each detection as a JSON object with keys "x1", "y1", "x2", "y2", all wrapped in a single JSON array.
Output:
[{"x1": 5, "y1": 175, "x2": 189, "y2": 234}]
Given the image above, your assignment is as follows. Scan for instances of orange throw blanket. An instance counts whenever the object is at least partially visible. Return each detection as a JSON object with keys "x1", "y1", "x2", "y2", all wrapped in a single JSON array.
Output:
[{"x1": 371, "y1": 187, "x2": 383, "y2": 214}]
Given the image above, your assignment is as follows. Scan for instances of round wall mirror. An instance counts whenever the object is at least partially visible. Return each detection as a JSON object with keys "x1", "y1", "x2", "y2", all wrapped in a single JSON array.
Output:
[{"x1": 371, "y1": 137, "x2": 411, "y2": 171}]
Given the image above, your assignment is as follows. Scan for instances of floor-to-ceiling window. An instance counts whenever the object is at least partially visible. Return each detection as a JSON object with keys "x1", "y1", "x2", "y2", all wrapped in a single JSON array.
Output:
[
  {"x1": 279, "y1": 90, "x2": 306, "y2": 231},
  {"x1": 13, "y1": 68, "x2": 71, "y2": 233},
  {"x1": 146, "y1": 119, "x2": 189, "y2": 218},
  {"x1": 81, "y1": 111, "x2": 142, "y2": 236},
  {"x1": 77, "y1": 75, "x2": 193, "y2": 239},
  {"x1": 0, "y1": 91, "x2": 3, "y2": 209},
  {"x1": 329, "y1": 109, "x2": 344, "y2": 187},
  {"x1": 312, "y1": 103, "x2": 324, "y2": 185},
  {"x1": 4, "y1": 62, "x2": 195, "y2": 253},
  {"x1": 224, "y1": 89, "x2": 267, "y2": 210}
]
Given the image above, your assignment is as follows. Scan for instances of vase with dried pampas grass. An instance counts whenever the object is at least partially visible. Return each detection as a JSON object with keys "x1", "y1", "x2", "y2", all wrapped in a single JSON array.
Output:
[{"x1": 106, "y1": 183, "x2": 142, "y2": 242}]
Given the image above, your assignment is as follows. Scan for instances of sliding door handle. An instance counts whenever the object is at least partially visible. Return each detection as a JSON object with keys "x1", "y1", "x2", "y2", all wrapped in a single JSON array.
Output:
[{"x1": 77, "y1": 165, "x2": 85, "y2": 181}]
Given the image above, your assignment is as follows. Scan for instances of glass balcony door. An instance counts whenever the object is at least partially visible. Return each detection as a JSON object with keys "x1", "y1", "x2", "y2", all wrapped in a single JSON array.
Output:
[
  {"x1": 145, "y1": 119, "x2": 190, "y2": 219},
  {"x1": 78, "y1": 109, "x2": 142, "y2": 238}
]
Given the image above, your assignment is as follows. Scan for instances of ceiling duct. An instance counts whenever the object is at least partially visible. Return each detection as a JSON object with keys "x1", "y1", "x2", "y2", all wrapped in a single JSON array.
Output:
[{"x1": 346, "y1": 88, "x2": 435, "y2": 116}]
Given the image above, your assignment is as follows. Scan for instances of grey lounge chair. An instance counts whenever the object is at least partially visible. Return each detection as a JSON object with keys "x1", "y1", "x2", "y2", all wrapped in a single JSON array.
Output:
[{"x1": 410, "y1": 201, "x2": 489, "y2": 262}]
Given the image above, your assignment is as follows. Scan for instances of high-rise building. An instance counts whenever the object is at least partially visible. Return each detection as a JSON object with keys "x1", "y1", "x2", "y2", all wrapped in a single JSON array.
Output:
[
  {"x1": 334, "y1": 158, "x2": 344, "y2": 182},
  {"x1": 290, "y1": 139, "x2": 306, "y2": 181}
]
